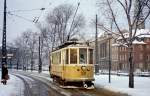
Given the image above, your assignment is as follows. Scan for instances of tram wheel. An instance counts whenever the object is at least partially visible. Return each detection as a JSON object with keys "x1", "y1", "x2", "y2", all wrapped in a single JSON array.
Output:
[{"x1": 83, "y1": 83, "x2": 88, "y2": 89}]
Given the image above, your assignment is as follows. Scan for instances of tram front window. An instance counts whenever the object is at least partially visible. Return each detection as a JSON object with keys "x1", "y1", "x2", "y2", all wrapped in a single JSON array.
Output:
[
  {"x1": 79, "y1": 48, "x2": 87, "y2": 64},
  {"x1": 70, "y1": 49, "x2": 77, "y2": 64},
  {"x1": 89, "y1": 49, "x2": 93, "y2": 64}
]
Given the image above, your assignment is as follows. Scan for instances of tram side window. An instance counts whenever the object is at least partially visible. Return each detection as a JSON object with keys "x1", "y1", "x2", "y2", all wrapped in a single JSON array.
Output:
[
  {"x1": 79, "y1": 48, "x2": 87, "y2": 64},
  {"x1": 58, "y1": 52, "x2": 61, "y2": 64},
  {"x1": 52, "y1": 52, "x2": 61, "y2": 64},
  {"x1": 65, "y1": 49, "x2": 69, "y2": 64},
  {"x1": 70, "y1": 49, "x2": 77, "y2": 64},
  {"x1": 52, "y1": 53, "x2": 57, "y2": 64},
  {"x1": 89, "y1": 49, "x2": 93, "y2": 64}
]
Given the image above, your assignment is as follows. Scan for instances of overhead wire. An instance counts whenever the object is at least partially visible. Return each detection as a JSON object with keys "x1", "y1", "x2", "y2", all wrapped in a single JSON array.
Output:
[
  {"x1": 33, "y1": 0, "x2": 49, "y2": 23},
  {"x1": 7, "y1": 7, "x2": 46, "y2": 23},
  {"x1": 8, "y1": 8, "x2": 45, "y2": 13},
  {"x1": 7, "y1": 12, "x2": 33, "y2": 23}
]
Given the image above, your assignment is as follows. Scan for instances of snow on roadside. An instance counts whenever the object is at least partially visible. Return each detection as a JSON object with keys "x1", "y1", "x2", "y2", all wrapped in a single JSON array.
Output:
[
  {"x1": 95, "y1": 75, "x2": 150, "y2": 96},
  {"x1": 0, "y1": 74, "x2": 24, "y2": 96}
]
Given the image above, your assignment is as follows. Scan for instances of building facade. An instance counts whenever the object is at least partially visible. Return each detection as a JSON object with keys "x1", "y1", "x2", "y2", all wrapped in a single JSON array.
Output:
[
  {"x1": 95, "y1": 30, "x2": 150, "y2": 72},
  {"x1": 0, "y1": 46, "x2": 19, "y2": 69}
]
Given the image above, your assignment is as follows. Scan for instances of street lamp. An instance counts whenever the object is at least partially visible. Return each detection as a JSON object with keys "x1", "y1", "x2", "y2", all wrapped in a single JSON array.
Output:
[
  {"x1": 108, "y1": 33, "x2": 112, "y2": 83},
  {"x1": 38, "y1": 36, "x2": 42, "y2": 73},
  {"x1": 95, "y1": 14, "x2": 99, "y2": 74}
]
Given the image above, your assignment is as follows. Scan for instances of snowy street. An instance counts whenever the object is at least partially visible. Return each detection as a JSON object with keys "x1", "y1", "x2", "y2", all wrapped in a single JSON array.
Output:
[
  {"x1": 9, "y1": 71, "x2": 127, "y2": 96},
  {"x1": 0, "y1": 70, "x2": 149, "y2": 96},
  {"x1": 0, "y1": 73, "x2": 24, "y2": 96}
]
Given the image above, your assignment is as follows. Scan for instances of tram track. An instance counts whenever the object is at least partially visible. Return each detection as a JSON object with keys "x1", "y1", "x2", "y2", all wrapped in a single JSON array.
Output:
[
  {"x1": 11, "y1": 72, "x2": 67, "y2": 96},
  {"x1": 12, "y1": 74, "x2": 32, "y2": 96}
]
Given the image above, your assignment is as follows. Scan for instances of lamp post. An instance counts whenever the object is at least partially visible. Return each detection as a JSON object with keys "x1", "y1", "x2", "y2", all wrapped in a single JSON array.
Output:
[
  {"x1": 108, "y1": 33, "x2": 112, "y2": 83},
  {"x1": 38, "y1": 36, "x2": 42, "y2": 73},
  {"x1": 95, "y1": 14, "x2": 99, "y2": 74}
]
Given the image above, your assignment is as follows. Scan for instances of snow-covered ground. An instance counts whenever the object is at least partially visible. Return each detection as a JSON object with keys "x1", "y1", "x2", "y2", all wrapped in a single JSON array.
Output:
[
  {"x1": 0, "y1": 71, "x2": 150, "y2": 96},
  {"x1": 95, "y1": 75, "x2": 150, "y2": 96},
  {"x1": 0, "y1": 73, "x2": 24, "y2": 96}
]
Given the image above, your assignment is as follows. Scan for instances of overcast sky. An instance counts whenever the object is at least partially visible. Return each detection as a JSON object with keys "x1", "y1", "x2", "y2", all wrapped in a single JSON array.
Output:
[{"x1": 0, "y1": 0, "x2": 97, "y2": 44}]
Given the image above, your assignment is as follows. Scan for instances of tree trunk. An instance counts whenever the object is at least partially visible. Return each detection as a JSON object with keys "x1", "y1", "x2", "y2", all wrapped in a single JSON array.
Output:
[{"x1": 129, "y1": 44, "x2": 134, "y2": 88}]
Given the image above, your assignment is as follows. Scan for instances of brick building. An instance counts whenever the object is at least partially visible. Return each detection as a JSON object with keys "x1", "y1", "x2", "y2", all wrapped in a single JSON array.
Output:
[
  {"x1": 94, "y1": 29, "x2": 150, "y2": 72},
  {"x1": 112, "y1": 29, "x2": 150, "y2": 72}
]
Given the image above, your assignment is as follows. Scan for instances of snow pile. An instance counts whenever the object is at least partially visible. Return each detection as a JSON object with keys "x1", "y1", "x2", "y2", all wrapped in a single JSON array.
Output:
[
  {"x1": 95, "y1": 75, "x2": 150, "y2": 96},
  {"x1": 0, "y1": 74, "x2": 24, "y2": 96},
  {"x1": 132, "y1": 40, "x2": 146, "y2": 44},
  {"x1": 136, "y1": 29, "x2": 150, "y2": 37}
]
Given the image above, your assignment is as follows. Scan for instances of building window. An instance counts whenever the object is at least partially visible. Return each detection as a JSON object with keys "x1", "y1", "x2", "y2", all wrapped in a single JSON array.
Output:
[
  {"x1": 139, "y1": 45, "x2": 143, "y2": 50},
  {"x1": 124, "y1": 47, "x2": 126, "y2": 51},
  {"x1": 140, "y1": 54, "x2": 143, "y2": 60},
  {"x1": 146, "y1": 45, "x2": 150, "y2": 49},
  {"x1": 146, "y1": 38, "x2": 149, "y2": 42},
  {"x1": 147, "y1": 55, "x2": 150, "y2": 61},
  {"x1": 120, "y1": 47, "x2": 122, "y2": 51},
  {"x1": 100, "y1": 43, "x2": 107, "y2": 58},
  {"x1": 125, "y1": 55, "x2": 127, "y2": 61},
  {"x1": 139, "y1": 63, "x2": 143, "y2": 69},
  {"x1": 120, "y1": 55, "x2": 122, "y2": 61}
]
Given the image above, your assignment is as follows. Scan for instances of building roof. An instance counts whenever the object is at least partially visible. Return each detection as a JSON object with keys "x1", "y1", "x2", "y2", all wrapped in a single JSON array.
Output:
[
  {"x1": 112, "y1": 40, "x2": 146, "y2": 47},
  {"x1": 118, "y1": 29, "x2": 150, "y2": 40}
]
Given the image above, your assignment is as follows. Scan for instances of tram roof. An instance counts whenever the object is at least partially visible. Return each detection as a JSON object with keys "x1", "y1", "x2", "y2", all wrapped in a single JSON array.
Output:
[{"x1": 52, "y1": 41, "x2": 92, "y2": 52}]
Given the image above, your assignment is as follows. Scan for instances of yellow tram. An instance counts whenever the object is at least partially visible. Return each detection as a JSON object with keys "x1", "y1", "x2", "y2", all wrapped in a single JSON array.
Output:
[{"x1": 49, "y1": 41, "x2": 94, "y2": 89}]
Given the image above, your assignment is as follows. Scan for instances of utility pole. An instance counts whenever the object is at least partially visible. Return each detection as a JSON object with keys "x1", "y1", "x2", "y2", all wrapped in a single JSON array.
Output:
[
  {"x1": 108, "y1": 34, "x2": 111, "y2": 83},
  {"x1": 1, "y1": 0, "x2": 7, "y2": 79},
  {"x1": 95, "y1": 14, "x2": 99, "y2": 74},
  {"x1": 38, "y1": 36, "x2": 42, "y2": 73}
]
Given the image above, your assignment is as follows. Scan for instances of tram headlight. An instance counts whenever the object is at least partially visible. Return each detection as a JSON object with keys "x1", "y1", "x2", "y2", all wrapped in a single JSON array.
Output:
[{"x1": 81, "y1": 66, "x2": 86, "y2": 71}]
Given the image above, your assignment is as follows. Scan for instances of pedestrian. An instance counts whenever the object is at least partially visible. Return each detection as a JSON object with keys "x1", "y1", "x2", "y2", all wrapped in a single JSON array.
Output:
[{"x1": 1, "y1": 64, "x2": 8, "y2": 85}]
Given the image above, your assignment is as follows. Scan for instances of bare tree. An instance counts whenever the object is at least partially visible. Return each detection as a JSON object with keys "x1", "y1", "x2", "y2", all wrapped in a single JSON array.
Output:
[
  {"x1": 36, "y1": 22, "x2": 56, "y2": 68},
  {"x1": 14, "y1": 29, "x2": 39, "y2": 71},
  {"x1": 35, "y1": 4, "x2": 85, "y2": 71},
  {"x1": 46, "y1": 4, "x2": 85, "y2": 45},
  {"x1": 97, "y1": 0, "x2": 150, "y2": 88},
  {"x1": 24, "y1": 31, "x2": 39, "y2": 71},
  {"x1": 14, "y1": 33, "x2": 30, "y2": 70}
]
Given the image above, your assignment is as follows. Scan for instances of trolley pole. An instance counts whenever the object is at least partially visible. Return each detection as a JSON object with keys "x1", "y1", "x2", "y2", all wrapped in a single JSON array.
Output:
[{"x1": 1, "y1": 0, "x2": 7, "y2": 79}]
